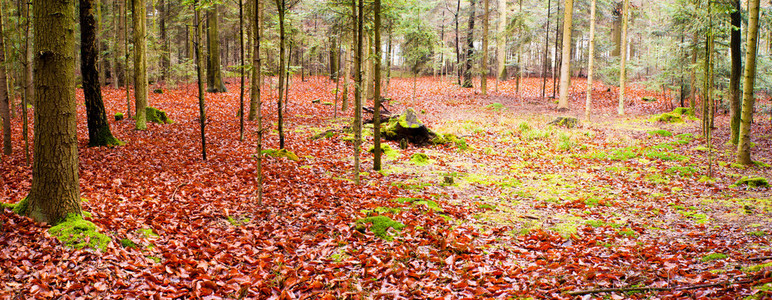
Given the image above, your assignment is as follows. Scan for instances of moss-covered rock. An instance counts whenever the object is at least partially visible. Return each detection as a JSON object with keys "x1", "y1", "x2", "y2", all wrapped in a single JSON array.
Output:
[
  {"x1": 146, "y1": 107, "x2": 172, "y2": 124},
  {"x1": 354, "y1": 215, "x2": 405, "y2": 241},
  {"x1": 115, "y1": 112, "x2": 124, "y2": 121},
  {"x1": 643, "y1": 96, "x2": 657, "y2": 102},
  {"x1": 262, "y1": 148, "x2": 300, "y2": 161},
  {"x1": 547, "y1": 116, "x2": 579, "y2": 129},
  {"x1": 410, "y1": 153, "x2": 430, "y2": 165},
  {"x1": 732, "y1": 177, "x2": 770, "y2": 188},
  {"x1": 367, "y1": 143, "x2": 399, "y2": 159},
  {"x1": 652, "y1": 107, "x2": 696, "y2": 123},
  {"x1": 48, "y1": 214, "x2": 111, "y2": 251}
]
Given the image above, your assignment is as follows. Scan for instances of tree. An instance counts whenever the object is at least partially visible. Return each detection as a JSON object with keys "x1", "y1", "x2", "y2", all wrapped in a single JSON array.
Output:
[
  {"x1": 481, "y1": 0, "x2": 488, "y2": 94},
  {"x1": 401, "y1": 18, "x2": 438, "y2": 100},
  {"x1": 239, "y1": 0, "x2": 246, "y2": 140},
  {"x1": 114, "y1": 0, "x2": 126, "y2": 88},
  {"x1": 81, "y1": 0, "x2": 122, "y2": 147},
  {"x1": 736, "y1": 0, "x2": 760, "y2": 165},
  {"x1": 496, "y1": 0, "x2": 506, "y2": 81},
  {"x1": 541, "y1": 0, "x2": 551, "y2": 99},
  {"x1": 461, "y1": 0, "x2": 476, "y2": 88},
  {"x1": 729, "y1": 0, "x2": 741, "y2": 144},
  {"x1": 159, "y1": 0, "x2": 169, "y2": 83},
  {"x1": 617, "y1": 0, "x2": 630, "y2": 116},
  {"x1": 253, "y1": 0, "x2": 264, "y2": 205},
  {"x1": 0, "y1": 4, "x2": 10, "y2": 156},
  {"x1": 584, "y1": 0, "x2": 597, "y2": 121},
  {"x1": 22, "y1": 0, "x2": 32, "y2": 164},
  {"x1": 22, "y1": 0, "x2": 82, "y2": 224},
  {"x1": 133, "y1": 0, "x2": 148, "y2": 130},
  {"x1": 353, "y1": 0, "x2": 363, "y2": 184},
  {"x1": 249, "y1": 0, "x2": 263, "y2": 120},
  {"x1": 276, "y1": 0, "x2": 287, "y2": 149},
  {"x1": 373, "y1": 0, "x2": 383, "y2": 171},
  {"x1": 194, "y1": 0, "x2": 208, "y2": 160},
  {"x1": 557, "y1": 0, "x2": 574, "y2": 110},
  {"x1": 206, "y1": 5, "x2": 227, "y2": 93}
]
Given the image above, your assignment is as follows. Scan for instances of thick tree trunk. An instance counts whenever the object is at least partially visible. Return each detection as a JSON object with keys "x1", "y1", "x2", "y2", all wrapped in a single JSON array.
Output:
[
  {"x1": 617, "y1": 0, "x2": 629, "y2": 115},
  {"x1": 25, "y1": 0, "x2": 82, "y2": 225},
  {"x1": 0, "y1": 4, "x2": 10, "y2": 156},
  {"x1": 206, "y1": 6, "x2": 227, "y2": 93},
  {"x1": 730, "y1": 0, "x2": 742, "y2": 144},
  {"x1": 462, "y1": 0, "x2": 476, "y2": 88},
  {"x1": 249, "y1": 0, "x2": 263, "y2": 120},
  {"x1": 611, "y1": 1, "x2": 622, "y2": 57},
  {"x1": 496, "y1": 0, "x2": 506, "y2": 81},
  {"x1": 557, "y1": 0, "x2": 574, "y2": 110},
  {"x1": 481, "y1": 0, "x2": 488, "y2": 94},
  {"x1": 133, "y1": 0, "x2": 148, "y2": 130},
  {"x1": 81, "y1": 0, "x2": 120, "y2": 147},
  {"x1": 585, "y1": 0, "x2": 597, "y2": 121},
  {"x1": 737, "y1": 0, "x2": 760, "y2": 165}
]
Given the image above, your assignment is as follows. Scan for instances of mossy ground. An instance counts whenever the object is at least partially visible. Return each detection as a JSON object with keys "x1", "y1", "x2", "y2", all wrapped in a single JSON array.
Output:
[
  {"x1": 262, "y1": 148, "x2": 300, "y2": 161},
  {"x1": 354, "y1": 216, "x2": 405, "y2": 241},
  {"x1": 48, "y1": 214, "x2": 111, "y2": 251}
]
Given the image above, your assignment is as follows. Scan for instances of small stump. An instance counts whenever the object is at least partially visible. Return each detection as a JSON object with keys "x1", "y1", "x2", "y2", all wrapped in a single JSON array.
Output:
[{"x1": 146, "y1": 107, "x2": 172, "y2": 124}]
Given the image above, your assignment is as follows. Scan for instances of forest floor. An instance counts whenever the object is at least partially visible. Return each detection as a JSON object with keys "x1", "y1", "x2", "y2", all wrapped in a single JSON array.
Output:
[{"x1": 1, "y1": 76, "x2": 772, "y2": 299}]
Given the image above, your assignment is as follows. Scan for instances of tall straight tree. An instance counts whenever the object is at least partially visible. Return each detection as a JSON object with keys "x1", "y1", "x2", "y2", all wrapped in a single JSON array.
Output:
[
  {"x1": 206, "y1": 5, "x2": 227, "y2": 93},
  {"x1": 353, "y1": 0, "x2": 363, "y2": 184},
  {"x1": 0, "y1": 3, "x2": 10, "y2": 156},
  {"x1": 276, "y1": 0, "x2": 286, "y2": 149},
  {"x1": 496, "y1": 0, "x2": 506, "y2": 81},
  {"x1": 729, "y1": 0, "x2": 742, "y2": 144},
  {"x1": 22, "y1": 0, "x2": 31, "y2": 164},
  {"x1": 81, "y1": 0, "x2": 121, "y2": 147},
  {"x1": 248, "y1": 0, "x2": 263, "y2": 120},
  {"x1": 462, "y1": 0, "x2": 477, "y2": 88},
  {"x1": 239, "y1": 0, "x2": 245, "y2": 140},
  {"x1": 617, "y1": 0, "x2": 629, "y2": 116},
  {"x1": 22, "y1": 0, "x2": 82, "y2": 224},
  {"x1": 133, "y1": 0, "x2": 148, "y2": 130},
  {"x1": 584, "y1": 0, "x2": 597, "y2": 121},
  {"x1": 114, "y1": 0, "x2": 126, "y2": 88},
  {"x1": 481, "y1": 0, "x2": 489, "y2": 94},
  {"x1": 541, "y1": 0, "x2": 551, "y2": 99},
  {"x1": 159, "y1": 0, "x2": 169, "y2": 82},
  {"x1": 736, "y1": 0, "x2": 760, "y2": 165},
  {"x1": 373, "y1": 0, "x2": 382, "y2": 171},
  {"x1": 557, "y1": 0, "x2": 574, "y2": 110},
  {"x1": 194, "y1": 0, "x2": 207, "y2": 160}
]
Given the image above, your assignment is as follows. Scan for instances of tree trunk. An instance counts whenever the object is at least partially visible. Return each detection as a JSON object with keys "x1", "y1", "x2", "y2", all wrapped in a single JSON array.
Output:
[
  {"x1": 115, "y1": 0, "x2": 126, "y2": 87},
  {"x1": 22, "y1": 0, "x2": 31, "y2": 164},
  {"x1": 617, "y1": 0, "x2": 629, "y2": 116},
  {"x1": 194, "y1": 0, "x2": 207, "y2": 160},
  {"x1": 736, "y1": 0, "x2": 760, "y2": 165},
  {"x1": 689, "y1": 32, "x2": 697, "y2": 109},
  {"x1": 462, "y1": 0, "x2": 476, "y2": 88},
  {"x1": 611, "y1": 1, "x2": 622, "y2": 57},
  {"x1": 248, "y1": 0, "x2": 262, "y2": 120},
  {"x1": 496, "y1": 0, "x2": 506, "y2": 81},
  {"x1": 239, "y1": 0, "x2": 245, "y2": 140},
  {"x1": 481, "y1": 0, "x2": 488, "y2": 94},
  {"x1": 584, "y1": 0, "x2": 597, "y2": 121},
  {"x1": 342, "y1": 40, "x2": 351, "y2": 111},
  {"x1": 0, "y1": 4, "x2": 10, "y2": 156},
  {"x1": 206, "y1": 5, "x2": 227, "y2": 93},
  {"x1": 455, "y1": 0, "x2": 461, "y2": 85},
  {"x1": 373, "y1": 0, "x2": 382, "y2": 171},
  {"x1": 729, "y1": 0, "x2": 742, "y2": 144},
  {"x1": 25, "y1": 0, "x2": 82, "y2": 225},
  {"x1": 330, "y1": 36, "x2": 338, "y2": 81},
  {"x1": 541, "y1": 0, "x2": 551, "y2": 99},
  {"x1": 354, "y1": 0, "x2": 363, "y2": 184},
  {"x1": 159, "y1": 0, "x2": 168, "y2": 83},
  {"x1": 81, "y1": 0, "x2": 120, "y2": 147},
  {"x1": 557, "y1": 0, "x2": 574, "y2": 110},
  {"x1": 276, "y1": 0, "x2": 285, "y2": 149},
  {"x1": 133, "y1": 0, "x2": 147, "y2": 130}
]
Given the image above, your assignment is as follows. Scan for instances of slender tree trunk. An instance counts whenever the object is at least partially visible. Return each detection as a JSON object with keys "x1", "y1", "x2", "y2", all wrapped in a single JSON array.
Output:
[
  {"x1": 206, "y1": 5, "x2": 227, "y2": 93},
  {"x1": 462, "y1": 0, "x2": 476, "y2": 88},
  {"x1": 730, "y1": 0, "x2": 742, "y2": 144},
  {"x1": 552, "y1": 0, "x2": 561, "y2": 98},
  {"x1": 496, "y1": 0, "x2": 506, "y2": 81},
  {"x1": 252, "y1": 0, "x2": 263, "y2": 204},
  {"x1": 373, "y1": 0, "x2": 382, "y2": 171},
  {"x1": 737, "y1": 0, "x2": 760, "y2": 165},
  {"x1": 385, "y1": 25, "x2": 392, "y2": 96},
  {"x1": 239, "y1": 0, "x2": 245, "y2": 140},
  {"x1": 115, "y1": 0, "x2": 126, "y2": 87},
  {"x1": 541, "y1": 0, "x2": 551, "y2": 99},
  {"x1": 342, "y1": 40, "x2": 351, "y2": 111},
  {"x1": 481, "y1": 0, "x2": 488, "y2": 94},
  {"x1": 133, "y1": 0, "x2": 147, "y2": 130},
  {"x1": 455, "y1": 0, "x2": 461, "y2": 85},
  {"x1": 557, "y1": 0, "x2": 574, "y2": 110},
  {"x1": 81, "y1": 0, "x2": 120, "y2": 147},
  {"x1": 690, "y1": 33, "x2": 697, "y2": 109},
  {"x1": 617, "y1": 0, "x2": 630, "y2": 116},
  {"x1": 703, "y1": 3, "x2": 714, "y2": 139},
  {"x1": 354, "y1": 0, "x2": 363, "y2": 184},
  {"x1": 25, "y1": 0, "x2": 82, "y2": 225},
  {"x1": 194, "y1": 0, "x2": 207, "y2": 160},
  {"x1": 276, "y1": 0, "x2": 286, "y2": 149},
  {"x1": 249, "y1": 0, "x2": 263, "y2": 120},
  {"x1": 585, "y1": 0, "x2": 597, "y2": 121},
  {"x1": 0, "y1": 4, "x2": 9, "y2": 156},
  {"x1": 159, "y1": 0, "x2": 168, "y2": 83},
  {"x1": 22, "y1": 0, "x2": 30, "y2": 164}
]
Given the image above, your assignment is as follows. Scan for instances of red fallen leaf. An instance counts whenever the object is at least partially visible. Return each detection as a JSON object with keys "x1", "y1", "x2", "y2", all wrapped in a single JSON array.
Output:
[{"x1": 94, "y1": 281, "x2": 108, "y2": 291}]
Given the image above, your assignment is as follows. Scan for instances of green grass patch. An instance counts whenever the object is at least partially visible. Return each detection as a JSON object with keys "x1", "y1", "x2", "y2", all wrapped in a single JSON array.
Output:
[
  {"x1": 700, "y1": 253, "x2": 728, "y2": 262},
  {"x1": 748, "y1": 231, "x2": 767, "y2": 237},
  {"x1": 410, "y1": 153, "x2": 431, "y2": 165},
  {"x1": 645, "y1": 151, "x2": 688, "y2": 161},
  {"x1": 485, "y1": 102, "x2": 505, "y2": 111},
  {"x1": 585, "y1": 146, "x2": 640, "y2": 161},
  {"x1": 354, "y1": 216, "x2": 405, "y2": 241},
  {"x1": 648, "y1": 129, "x2": 673, "y2": 137},
  {"x1": 731, "y1": 177, "x2": 770, "y2": 188},
  {"x1": 262, "y1": 148, "x2": 300, "y2": 161},
  {"x1": 666, "y1": 166, "x2": 699, "y2": 177}
]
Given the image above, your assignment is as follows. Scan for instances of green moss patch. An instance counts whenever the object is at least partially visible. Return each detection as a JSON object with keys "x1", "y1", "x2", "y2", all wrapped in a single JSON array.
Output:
[
  {"x1": 731, "y1": 177, "x2": 770, "y2": 188},
  {"x1": 647, "y1": 129, "x2": 673, "y2": 137},
  {"x1": 651, "y1": 107, "x2": 695, "y2": 123},
  {"x1": 485, "y1": 102, "x2": 504, "y2": 111},
  {"x1": 48, "y1": 214, "x2": 111, "y2": 251},
  {"x1": 431, "y1": 134, "x2": 470, "y2": 151},
  {"x1": 145, "y1": 107, "x2": 172, "y2": 124},
  {"x1": 585, "y1": 146, "x2": 640, "y2": 161},
  {"x1": 743, "y1": 262, "x2": 772, "y2": 273},
  {"x1": 262, "y1": 149, "x2": 300, "y2": 161},
  {"x1": 666, "y1": 166, "x2": 699, "y2": 177},
  {"x1": 700, "y1": 253, "x2": 728, "y2": 262},
  {"x1": 120, "y1": 238, "x2": 138, "y2": 249},
  {"x1": 645, "y1": 151, "x2": 688, "y2": 161},
  {"x1": 410, "y1": 153, "x2": 431, "y2": 165},
  {"x1": 115, "y1": 112, "x2": 125, "y2": 121},
  {"x1": 367, "y1": 144, "x2": 399, "y2": 159},
  {"x1": 354, "y1": 216, "x2": 405, "y2": 241}
]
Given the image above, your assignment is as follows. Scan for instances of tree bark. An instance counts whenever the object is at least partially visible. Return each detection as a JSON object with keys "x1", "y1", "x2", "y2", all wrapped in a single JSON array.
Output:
[
  {"x1": 729, "y1": 0, "x2": 742, "y2": 144},
  {"x1": 0, "y1": 4, "x2": 10, "y2": 156},
  {"x1": 611, "y1": 1, "x2": 622, "y2": 57},
  {"x1": 115, "y1": 0, "x2": 126, "y2": 88},
  {"x1": 496, "y1": 0, "x2": 506, "y2": 81},
  {"x1": 541, "y1": 0, "x2": 551, "y2": 99},
  {"x1": 617, "y1": 0, "x2": 629, "y2": 116},
  {"x1": 133, "y1": 0, "x2": 147, "y2": 130},
  {"x1": 354, "y1": 0, "x2": 363, "y2": 184},
  {"x1": 206, "y1": 5, "x2": 227, "y2": 93},
  {"x1": 373, "y1": 0, "x2": 382, "y2": 171},
  {"x1": 462, "y1": 0, "x2": 476, "y2": 88},
  {"x1": 194, "y1": 0, "x2": 207, "y2": 160},
  {"x1": 276, "y1": 0, "x2": 286, "y2": 149},
  {"x1": 81, "y1": 0, "x2": 120, "y2": 147},
  {"x1": 159, "y1": 0, "x2": 168, "y2": 83},
  {"x1": 584, "y1": 0, "x2": 597, "y2": 121},
  {"x1": 25, "y1": 0, "x2": 82, "y2": 225},
  {"x1": 481, "y1": 0, "x2": 488, "y2": 94},
  {"x1": 737, "y1": 0, "x2": 760, "y2": 165},
  {"x1": 249, "y1": 0, "x2": 263, "y2": 120},
  {"x1": 557, "y1": 0, "x2": 574, "y2": 110}
]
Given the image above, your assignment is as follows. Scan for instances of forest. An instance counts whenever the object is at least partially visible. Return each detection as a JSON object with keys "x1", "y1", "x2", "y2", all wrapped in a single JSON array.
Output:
[{"x1": 1, "y1": 0, "x2": 772, "y2": 298}]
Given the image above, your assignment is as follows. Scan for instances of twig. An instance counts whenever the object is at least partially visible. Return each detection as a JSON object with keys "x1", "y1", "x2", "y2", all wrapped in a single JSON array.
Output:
[
  {"x1": 170, "y1": 182, "x2": 189, "y2": 202},
  {"x1": 566, "y1": 279, "x2": 754, "y2": 296}
]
